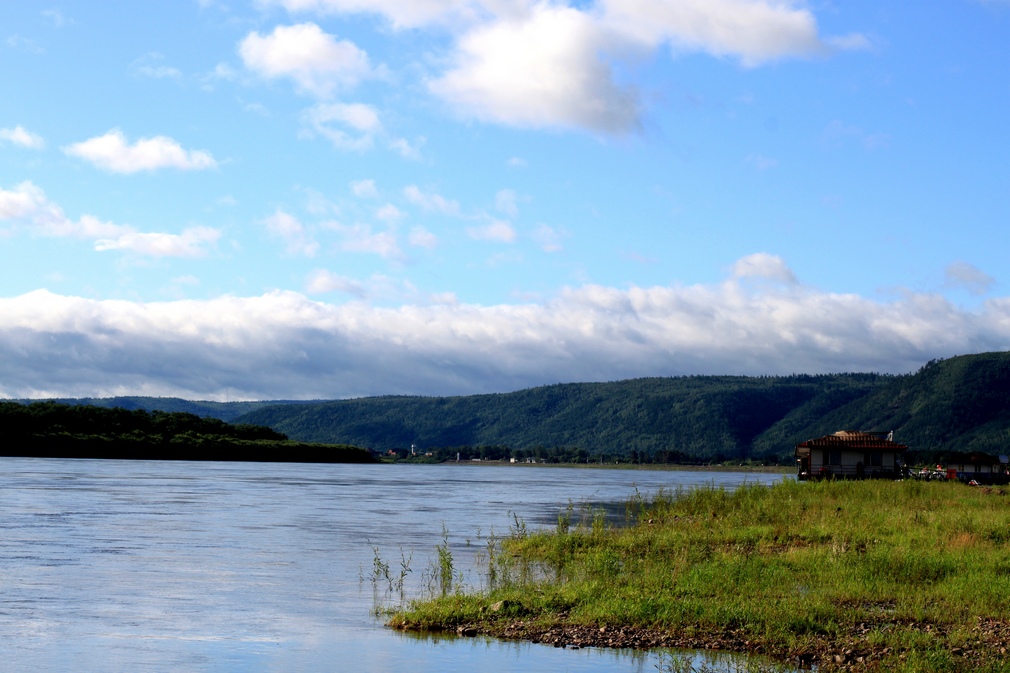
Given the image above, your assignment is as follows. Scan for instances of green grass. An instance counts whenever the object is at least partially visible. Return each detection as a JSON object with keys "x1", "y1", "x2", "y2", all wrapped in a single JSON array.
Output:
[{"x1": 390, "y1": 480, "x2": 1010, "y2": 672}]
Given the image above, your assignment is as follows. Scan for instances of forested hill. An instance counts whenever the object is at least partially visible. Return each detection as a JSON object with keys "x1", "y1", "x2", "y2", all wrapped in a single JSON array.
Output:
[
  {"x1": 233, "y1": 373, "x2": 887, "y2": 461},
  {"x1": 233, "y1": 352, "x2": 1010, "y2": 462},
  {"x1": 784, "y1": 352, "x2": 1010, "y2": 457},
  {"x1": 23, "y1": 352, "x2": 1010, "y2": 462}
]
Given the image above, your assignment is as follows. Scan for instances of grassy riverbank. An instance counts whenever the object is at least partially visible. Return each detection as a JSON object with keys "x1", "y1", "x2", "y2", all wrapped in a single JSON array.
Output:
[{"x1": 389, "y1": 479, "x2": 1010, "y2": 672}]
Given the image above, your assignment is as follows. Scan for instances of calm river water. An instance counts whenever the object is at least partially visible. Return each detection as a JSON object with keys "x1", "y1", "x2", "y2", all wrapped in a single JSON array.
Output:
[{"x1": 0, "y1": 459, "x2": 791, "y2": 672}]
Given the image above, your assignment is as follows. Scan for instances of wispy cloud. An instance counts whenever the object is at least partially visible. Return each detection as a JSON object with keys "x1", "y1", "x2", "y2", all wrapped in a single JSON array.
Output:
[
  {"x1": 350, "y1": 179, "x2": 378, "y2": 198},
  {"x1": 822, "y1": 120, "x2": 890, "y2": 151},
  {"x1": 5, "y1": 35, "x2": 43, "y2": 53},
  {"x1": 301, "y1": 102, "x2": 380, "y2": 151},
  {"x1": 532, "y1": 223, "x2": 567, "y2": 252},
  {"x1": 944, "y1": 261, "x2": 995, "y2": 296},
  {"x1": 0, "y1": 125, "x2": 45, "y2": 149},
  {"x1": 262, "y1": 209, "x2": 320, "y2": 257},
  {"x1": 0, "y1": 181, "x2": 220, "y2": 257},
  {"x1": 467, "y1": 219, "x2": 516, "y2": 243},
  {"x1": 41, "y1": 9, "x2": 73, "y2": 27},
  {"x1": 403, "y1": 185, "x2": 461, "y2": 215},
  {"x1": 130, "y1": 52, "x2": 182, "y2": 79}
]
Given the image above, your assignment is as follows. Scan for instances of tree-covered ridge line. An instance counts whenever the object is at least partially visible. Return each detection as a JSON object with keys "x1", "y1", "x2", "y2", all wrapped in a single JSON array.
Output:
[
  {"x1": 0, "y1": 401, "x2": 375, "y2": 464},
  {"x1": 233, "y1": 352, "x2": 1010, "y2": 462},
  {"x1": 235, "y1": 373, "x2": 890, "y2": 462}
]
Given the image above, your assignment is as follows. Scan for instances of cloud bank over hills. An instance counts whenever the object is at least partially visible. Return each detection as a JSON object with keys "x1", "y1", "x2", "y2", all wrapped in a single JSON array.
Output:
[{"x1": 3, "y1": 254, "x2": 1005, "y2": 400}]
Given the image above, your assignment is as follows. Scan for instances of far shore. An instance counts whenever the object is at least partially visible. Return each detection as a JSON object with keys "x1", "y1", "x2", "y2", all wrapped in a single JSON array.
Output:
[{"x1": 383, "y1": 458, "x2": 793, "y2": 474}]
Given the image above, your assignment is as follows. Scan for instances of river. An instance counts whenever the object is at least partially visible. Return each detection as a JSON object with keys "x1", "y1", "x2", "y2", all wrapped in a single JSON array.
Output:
[{"x1": 0, "y1": 459, "x2": 791, "y2": 672}]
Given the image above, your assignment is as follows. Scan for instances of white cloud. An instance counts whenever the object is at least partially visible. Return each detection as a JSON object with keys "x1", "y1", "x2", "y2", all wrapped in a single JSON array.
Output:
[
  {"x1": 730, "y1": 252, "x2": 798, "y2": 285},
  {"x1": 429, "y1": 5, "x2": 640, "y2": 133},
  {"x1": 467, "y1": 219, "x2": 516, "y2": 243},
  {"x1": 0, "y1": 125, "x2": 45, "y2": 149},
  {"x1": 264, "y1": 0, "x2": 864, "y2": 134},
  {"x1": 388, "y1": 136, "x2": 424, "y2": 160},
  {"x1": 305, "y1": 269, "x2": 368, "y2": 297},
  {"x1": 63, "y1": 130, "x2": 217, "y2": 173},
  {"x1": 421, "y1": 0, "x2": 866, "y2": 133},
  {"x1": 3, "y1": 257, "x2": 1010, "y2": 399},
  {"x1": 94, "y1": 227, "x2": 221, "y2": 258},
  {"x1": 404, "y1": 185, "x2": 461, "y2": 215},
  {"x1": 600, "y1": 0, "x2": 832, "y2": 66},
  {"x1": 302, "y1": 102, "x2": 381, "y2": 151},
  {"x1": 0, "y1": 181, "x2": 127, "y2": 238},
  {"x1": 263, "y1": 209, "x2": 320, "y2": 256},
  {"x1": 945, "y1": 262, "x2": 995, "y2": 296},
  {"x1": 0, "y1": 181, "x2": 220, "y2": 257},
  {"x1": 239, "y1": 23, "x2": 372, "y2": 98}
]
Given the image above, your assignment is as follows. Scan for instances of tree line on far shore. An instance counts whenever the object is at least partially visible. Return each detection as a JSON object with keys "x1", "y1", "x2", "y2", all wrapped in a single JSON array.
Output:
[{"x1": 0, "y1": 401, "x2": 375, "y2": 463}]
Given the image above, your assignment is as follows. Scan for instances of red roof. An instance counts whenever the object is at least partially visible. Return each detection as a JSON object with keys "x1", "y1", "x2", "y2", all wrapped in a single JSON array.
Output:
[{"x1": 796, "y1": 430, "x2": 907, "y2": 451}]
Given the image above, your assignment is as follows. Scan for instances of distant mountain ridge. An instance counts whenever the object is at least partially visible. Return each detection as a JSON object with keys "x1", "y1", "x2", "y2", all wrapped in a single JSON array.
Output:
[
  {"x1": 232, "y1": 373, "x2": 887, "y2": 461},
  {"x1": 27, "y1": 352, "x2": 1010, "y2": 461}
]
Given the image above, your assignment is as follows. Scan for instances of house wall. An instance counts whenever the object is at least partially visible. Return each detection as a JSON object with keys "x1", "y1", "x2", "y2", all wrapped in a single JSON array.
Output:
[{"x1": 807, "y1": 448, "x2": 899, "y2": 477}]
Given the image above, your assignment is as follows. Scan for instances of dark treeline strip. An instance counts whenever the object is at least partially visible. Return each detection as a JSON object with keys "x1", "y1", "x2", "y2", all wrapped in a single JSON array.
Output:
[{"x1": 0, "y1": 401, "x2": 375, "y2": 464}]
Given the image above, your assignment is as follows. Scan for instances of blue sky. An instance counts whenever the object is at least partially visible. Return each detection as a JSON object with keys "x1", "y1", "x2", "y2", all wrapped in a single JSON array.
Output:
[{"x1": 1, "y1": 0, "x2": 1009, "y2": 400}]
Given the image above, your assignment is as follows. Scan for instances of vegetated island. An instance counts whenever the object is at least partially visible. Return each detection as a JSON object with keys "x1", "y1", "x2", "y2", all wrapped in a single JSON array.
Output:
[
  {"x1": 0, "y1": 401, "x2": 375, "y2": 463},
  {"x1": 389, "y1": 479, "x2": 1010, "y2": 673}
]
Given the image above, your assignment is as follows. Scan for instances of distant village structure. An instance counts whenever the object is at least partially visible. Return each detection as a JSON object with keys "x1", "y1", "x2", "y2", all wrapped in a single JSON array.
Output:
[
  {"x1": 795, "y1": 430, "x2": 907, "y2": 480},
  {"x1": 796, "y1": 430, "x2": 1010, "y2": 483}
]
